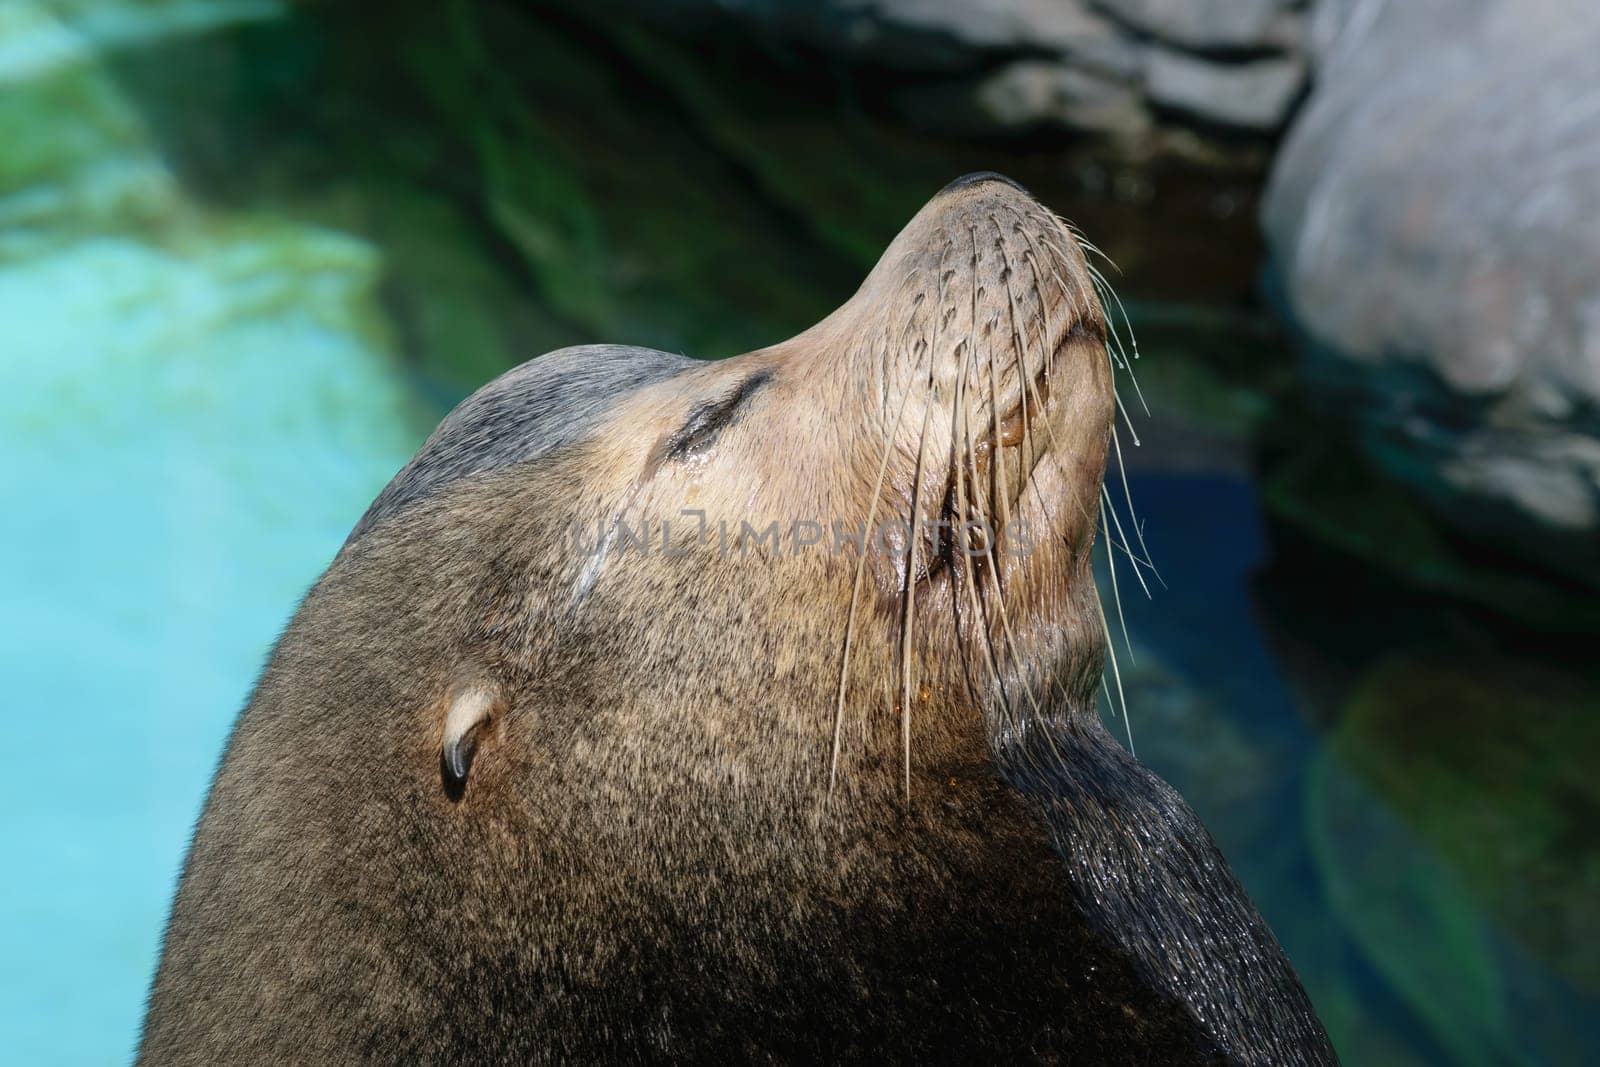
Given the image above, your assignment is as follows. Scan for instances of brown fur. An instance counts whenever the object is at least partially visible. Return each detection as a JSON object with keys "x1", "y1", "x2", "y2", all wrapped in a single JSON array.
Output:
[{"x1": 139, "y1": 175, "x2": 1334, "y2": 1064}]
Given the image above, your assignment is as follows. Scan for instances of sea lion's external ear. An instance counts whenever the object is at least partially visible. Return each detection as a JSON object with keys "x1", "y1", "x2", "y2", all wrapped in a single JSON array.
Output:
[{"x1": 441, "y1": 684, "x2": 498, "y2": 802}]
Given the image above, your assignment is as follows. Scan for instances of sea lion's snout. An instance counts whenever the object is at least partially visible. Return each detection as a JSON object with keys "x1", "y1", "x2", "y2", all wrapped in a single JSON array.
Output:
[
  {"x1": 864, "y1": 173, "x2": 1108, "y2": 501},
  {"x1": 818, "y1": 176, "x2": 1114, "y2": 670}
]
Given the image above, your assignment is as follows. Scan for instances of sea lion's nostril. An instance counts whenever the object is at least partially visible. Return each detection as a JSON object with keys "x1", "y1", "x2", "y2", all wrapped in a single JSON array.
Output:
[{"x1": 938, "y1": 171, "x2": 1030, "y2": 197}]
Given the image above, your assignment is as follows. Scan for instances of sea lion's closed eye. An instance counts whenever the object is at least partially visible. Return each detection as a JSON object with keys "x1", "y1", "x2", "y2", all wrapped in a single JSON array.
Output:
[{"x1": 663, "y1": 370, "x2": 773, "y2": 461}]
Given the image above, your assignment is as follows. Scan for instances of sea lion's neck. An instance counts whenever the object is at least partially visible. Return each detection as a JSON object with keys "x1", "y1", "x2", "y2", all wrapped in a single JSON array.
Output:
[{"x1": 995, "y1": 718, "x2": 1338, "y2": 1066}]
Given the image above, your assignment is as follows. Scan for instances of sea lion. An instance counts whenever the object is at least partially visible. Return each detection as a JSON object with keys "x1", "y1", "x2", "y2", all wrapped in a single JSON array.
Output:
[{"x1": 139, "y1": 173, "x2": 1336, "y2": 1064}]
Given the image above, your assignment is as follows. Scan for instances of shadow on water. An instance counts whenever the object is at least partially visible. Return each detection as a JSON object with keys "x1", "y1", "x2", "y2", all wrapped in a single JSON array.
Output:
[{"x1": 1, "y1": 2, "x2": 1596, "y2": 1063}]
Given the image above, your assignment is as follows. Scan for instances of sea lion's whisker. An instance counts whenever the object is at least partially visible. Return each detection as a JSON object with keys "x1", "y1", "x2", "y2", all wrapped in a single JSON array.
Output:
[
  {"x1": 951, "y1": 295, "x2": 1016, "y2": 677},
  {"x1": 927, "y1": 225, "x2": 1040, "y2": 732},
  {"x1": 1051, "y1": 209, "x2": 1119, "y2": 275},
  {"x1": 994, "y1": 224, "x2": 1073, "y2": 623},
  {"x1": 986, "y1": 319, "x2": 1004, "y2": 528},
  {"x1": 1109, "y1": 385, "x2": 1143, "y2": 447},
  {"x1": 954, "y1": 297, "x2": 1041, "y2": 726},
  {"x1": 998, "y1": 219, "x2": 1075, "y2": 415},
  {"x1": 990, "y1": 224, "x2": 1040, "y2": 471},
  {"x1": 1080, "y1": 258, "x2": 1150, "y2": 418},
  {"x1": 1011, "y1": 252, "x2": 1154, "y2": 760},
  {"x1": 966, "y1": 409, "x2": 1045, "y2": 720},
  {"x1": 1013, "y1": 216, "x2": 1082, "y2": 295},
  {"x1": 901, "y1": 384, "x2": 935, "y2": 803},
  {"x1": 988, "y1": 228, "x2": 1103, "y2": 719},
  {"x1": 992, "y1": 221, "x2": 1101, "y2": 543},
  {"x1": 1096, "y1": 520, "x2": 1153, "y2": 572},
  {"x1": 986, "y1": 332, "x2": 1023, "y2": 615},
  {"x1": 1000, "y1": 213, "x2": 1146, "y2": 756},
  {"x1": 830, "y1": 305, "x2": 926, "y2": 793},
  {"x1": 1028, "y1": 215, "x2": 1150, "y2": 753},
  {"x1": 879, "y1": 323, "x2": 892, "y2": 421},
  {"x1": 1087, "y1": 494, "x2": 1140, "y2": 738},
  {"x1": 1006, "y1": 207, "x2": 1086, "y2": 331},
  {"x1": 1099, "y1": 675, "x2": 1118, "y2": 746},
  {"x1": 1000, "y1": 224, "x2": 1074, "y2": 622},
  {"x1": 1100, "y1": 484, "x2": 1152, "y2": 600},
  {"x1": 1022, "y1": 223, "x2": 1157, "y2": 589},
  {"x1": 973, "y1": 230, "x2": 1014, "y2": 577},
  {"x1": 1026, "y1": 219, "x2": 1151, "y2": 651},
  {"x1": 1081, "y1": 274, "x2": 1151, "y2": 529},
  {"x1": 1028, "y1": 221, "x2": 1145, "y2": 420},
  {"x1": 1100, "y1": 495, "x2": 1138, "y2": 667},
  {"x1": 1110, "y1": 424, "x2": 1164, "y2": 588},
  {"x1": 1097, "y1": 593, "x2": 1136, "y2": 757},
  {"x1": 896, "y1": 244, "x2": 953, "y2": 803},
  {"x1": 932, "y1": 225, "x2": 1023, "y2": 728},
  {"x1": 1034, "y1": 244, "x2": 1119, "y2": 400},
  {"x1": 997, "y1": 211, "x2": 1069, "y2": 386}
]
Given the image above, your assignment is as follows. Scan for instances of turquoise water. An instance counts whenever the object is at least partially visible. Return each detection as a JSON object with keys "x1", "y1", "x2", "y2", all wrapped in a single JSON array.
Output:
[
  {"x1": 0, "y1": 233, "x2": 423, "y2": 1061},
  {"x1": 1, "y1": 15, "x2": 423, "y2": 1051},
  {"x1": 3, "y1": 3, "x2": 1599, "y2": 1064}
]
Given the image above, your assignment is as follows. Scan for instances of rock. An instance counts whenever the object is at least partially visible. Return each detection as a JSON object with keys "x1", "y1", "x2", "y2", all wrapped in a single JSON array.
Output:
[
  {"x1": 864, "y1": 0, "x2": 1121, "y2": 56},
  {"x1": 1145, "y1": 48, "x2": 1306, "y2": 131},
  {"x1": 1311, "y1": 654, "x2": 1600, "y2": 1064},
  {"x1": 972, "y1": 59, "x2": 1151, "y2": 135},
  {"x1": 1262, "y1": 0, "x2": 1600, "y2": 586},
  {"x1": 1307, "y1": 754, "x2": 1515, "y2": 1067},
  {"x1": 1326, "y1": 657, "x2": 1600, "y2": 995},
  {"x1": 1258, "y1": 420, "x2": 1600, "y2": 632},
  {"x1": 1091, "y1": 0, "x2": 1290, "y2": 51},
  {"x1": 598, "y1": 0, "x2": 1311, "y2": 145},
  {"x1": 869, "y1": 0, "x2": 1312, "y2": 136}
]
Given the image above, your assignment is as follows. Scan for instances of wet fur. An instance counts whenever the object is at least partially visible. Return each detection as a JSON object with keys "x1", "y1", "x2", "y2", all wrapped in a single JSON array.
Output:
[{"x1": 139, "y1": 177, "x2": 1335, "y2": 1064}]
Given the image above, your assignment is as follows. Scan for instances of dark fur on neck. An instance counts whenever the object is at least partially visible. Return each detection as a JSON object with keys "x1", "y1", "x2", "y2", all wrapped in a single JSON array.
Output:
[{"x1": 995, "y1": 717, "x2": 1338, "y2": 1066}]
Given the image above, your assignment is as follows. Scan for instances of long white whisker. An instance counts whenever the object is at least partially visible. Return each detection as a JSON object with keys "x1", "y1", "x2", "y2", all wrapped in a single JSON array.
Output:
[
  {"x1": 1097, "y1": 595, "x2": 1136, "y2": 757},
  {"x1": 1110, "y1": 424, "x2": 1164, "y2": 588},
  {"x1": 831, "y1": 311, "x2": 926, "y2": 793}
]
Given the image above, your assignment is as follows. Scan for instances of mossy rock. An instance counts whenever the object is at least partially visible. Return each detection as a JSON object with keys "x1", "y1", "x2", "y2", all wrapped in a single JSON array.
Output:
[
  {"x1": 1329, "y1": 657, "x2": 1600, "y2": 995},
  {"x1": 1308, "y1": 753, "x2": 1515, "y2": 1066},
  {"x1": 379, "y1": 0, "x2": 858, "y2": 362},
  {"x1": 1260, "y1": 420, "x2": 1600, "y2": 633}
]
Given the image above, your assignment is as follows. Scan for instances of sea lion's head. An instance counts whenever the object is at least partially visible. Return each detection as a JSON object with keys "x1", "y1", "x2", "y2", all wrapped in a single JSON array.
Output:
[
  {"x1": 147, "y1": 174, "x2": 1338, "y2": 1066},
  {"x1": 342, "y1": 171, "x2": 1115, "y2": 809}
]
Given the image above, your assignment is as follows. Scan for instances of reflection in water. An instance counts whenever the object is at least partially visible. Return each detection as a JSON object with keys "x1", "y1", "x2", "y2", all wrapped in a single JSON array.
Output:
[
  {"x1": 1113, "y1": 469, "x2": 1600, "y2": 1066},
  {"x1": 1, "y1": 3, "x2": 1596, "y2": 1064}
]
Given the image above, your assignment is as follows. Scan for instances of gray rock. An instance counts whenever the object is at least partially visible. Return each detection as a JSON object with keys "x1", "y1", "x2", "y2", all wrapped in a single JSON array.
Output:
[
  {"x1": 602, "y1": 0, "x2": 1311, "y2": 142},
  {"x1": 1145, "y1": 48, "x2": 1306, "y2": 131},
  {"x1": 862, "y1": 0, "x2": 1120, "y2": 55},
  {"x1": 1091, "y1": 0, "x2": 1292, "y2": 50},
  {"x1": 1263, "y1": 0, "x2": 1600, "y2": 582},
  {"x1": 973, "y1": 59, "x2": 1152, "y2": 134}
]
